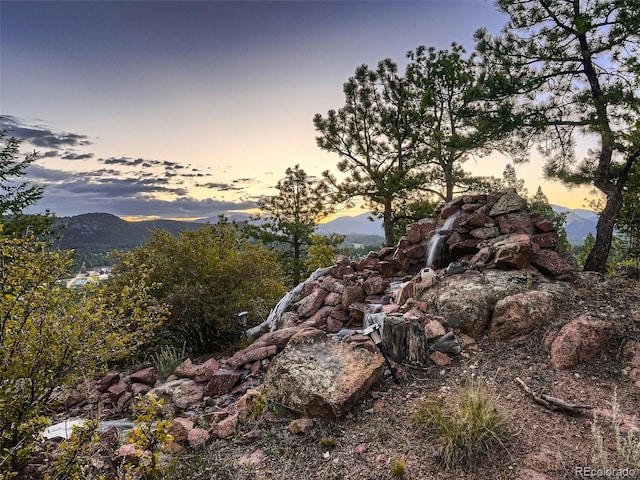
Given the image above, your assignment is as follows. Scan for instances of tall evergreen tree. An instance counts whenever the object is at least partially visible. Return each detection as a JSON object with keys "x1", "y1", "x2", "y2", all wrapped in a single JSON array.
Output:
[
  {"x1": 314, "y1": 61, "x2": 423, "y2": 246},
  {"x1": 0, "y1": 130, "x2": 53, "y2": 235},
  {"x1": 250, "y1": 165, "x2": 333, "y2": 285},
  {"x1": 475, "y1": 0, "x2": 640, "y2": 272},
  {"x1": 406, "y1": 43, "x2": 496, "y2": 201}
]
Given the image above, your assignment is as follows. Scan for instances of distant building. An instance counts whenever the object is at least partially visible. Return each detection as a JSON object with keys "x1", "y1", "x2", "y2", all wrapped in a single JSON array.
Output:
[{"x1": 65, "y1": 273, "x2": 97, "y2": 289}]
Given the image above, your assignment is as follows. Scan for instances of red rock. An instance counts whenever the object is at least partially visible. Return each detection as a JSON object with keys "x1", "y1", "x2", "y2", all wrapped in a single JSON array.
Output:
[
  {"x1": 378, "y1": 261, "x2": 395, "y2": 278},
  {"x1": 116, "y1": 391, "x2": 133, "y2": 412},
  {"x1": 532, "y1": 214, "x2": 555, "y2": 232},
  {"x1": 130, "y1": 382, "x2": 152, "y2": 396},
  {"x1": 174, "y1": 358, "x2": 198, "y2": 379},
  {"x1": 341, "y1": 285, "x2": 366, "y2": 310},
  {"x1": 378, "y1": 246, "x2": 396, "y2": 259},
  {"x1": 449, "y1": 239, "x2": 481, "y2": 258},
  {"x1": 107, "y1": 380, "x2": 127, "y2": 400},
  {"x1": 227, "y1": 345, "x2": 277, "y2": 369},
  {"x1": 403, "y1": 244, "x2": 426, "y2": 259},
  {"x1": 441, "y1": 201, "x2": 463, "y2": 219},
  {"x1": 204, "y1": 370, "x2": 242, "y2": 396},
  {"x1": 336, "y1": 255, "x2": 351, "y2": 266},
  {"x1": 263, "y1": 330, "x2": 385, "y2": 419},
  {"x1": 323, "y1": 292, "x2": 342, "y2": 306},
  {"x1": 169, "y1": 417, "x2": 194, "y2": 443},
  {"x1": 492, "y1": 234, "x2": 532, "y2": 270},
  {"x1": 496, "y1": 212, "x2": 534, "y2": 234},
  {"x1": 357, "y1": 255, "x2": 379, "y2": 271},
  {"x1": 355, "y1": 443, "x2": 369, "y2": 454},
  {"x1": 326, "y1": 316, "x2": 343, "y2": 333},
  {"x1": 531, "y1": 232, "x2": 559, "y2": 249},
  {"x1": 187, "y1": 427, "x2": 210, "y2": 446},
  {"x1": 550, "y1": 315, "x2": 617, "y2": 369},
  {"x1": 489, "y1": 291, "x2": 551, "y2": 340},
  {"x1": 117, "y1": 443, "x2": 144, "y2": 463},
  {"x1": 330, "y1": 306, "x2": 349, "y2": 322},
  {"x1": 216, "y1": 413, "x2": 238, "y2": 439},
  {"x1": 302, "y1": 305, "x2": 333, "y2": 328},
  {"x1": 235, "y1": 387, "x2": 264, "y2": 421},
  {"x1": 297, "y1": 288, "x2": 328, "y2": 317},
  {"x1": 531, "y1": 249, "x2": 575, "y2": 277},
  {"x1": 259, "y1": 327, "x2": 304, "y2": 349},
  {"x1": 329, "y1": 264, "x2": 355, "y2": 279},
  {"x1": 465, "y1": 209, "x2": 487, "y2": 228},
  {"x1": 429, "y1": 351, "x2": 452, "y2": 366},
  {"x1": 129, "y1": 367, "x2": 157, "y2": 386},
  {"x1": 469, "y1": 247, "x2": 492, "y2": 266},
  {"x1": 288, "y1": 417, "x2": 314, "y2": 434},
  {"x1": 302, "y1": 280, "x2": 320, "y2": 296},
  {"x1": 194, "y1": 357, "x2": 220, "y2": 383},
  {"x1": 470, "y1": 226, "x2": 501, "y2": 239},
  {"x1": 320, "y1": 277, "x2": 345, "y2": 294},
  {"x1": 488, "y1": 191, "x2": 527, "y2": 216},
  {"x1": 381, "y1": 303, "x2": 400, "y2": 314},
  {"x1": 95, "y1": 371, "x2": 120, "y2": 392},
  {"x1": 172, "y1": 380, "x2": 204, "y2": 410},
  {"x1": 363, "y1": 275, "x2": 389, "y2": 295},
  {"x1": 347, "y1": 302, "x2": 370, "y2": 322},
  {"x1": 424, "y1": 319, "x2": 446, "y2": 339},
  {"x1": 461, "y1": 202, "x2": 483, "y2": 212}
]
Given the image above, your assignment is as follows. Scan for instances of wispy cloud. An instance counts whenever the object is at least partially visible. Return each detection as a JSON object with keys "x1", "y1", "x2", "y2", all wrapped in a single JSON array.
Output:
[
  {"x1": 6, "y1": 115, "x2": 257, "y2": 219},
  {"x1": 0, "y1": 115, "x2": 92, "y2": 150}
]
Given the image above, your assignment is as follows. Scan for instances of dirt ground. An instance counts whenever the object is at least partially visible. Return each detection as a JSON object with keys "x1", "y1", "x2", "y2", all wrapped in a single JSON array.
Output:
[{"x1": 166, "y1": 273, "x2": 640, "y2": 480}]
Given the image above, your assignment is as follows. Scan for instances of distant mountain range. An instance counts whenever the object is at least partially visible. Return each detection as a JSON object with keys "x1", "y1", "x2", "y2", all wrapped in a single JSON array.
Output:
[
  {"x1": 53, "y1": 206, "x2": 598, "y2": 266},
  {"x1": 551, "y1": 206, "x2": 599, "y2": 244}
]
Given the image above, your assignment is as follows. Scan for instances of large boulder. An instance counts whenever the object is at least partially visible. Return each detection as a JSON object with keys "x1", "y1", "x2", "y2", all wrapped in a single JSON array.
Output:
[
  {"x1": 549, "y1": 315, "x2": 617, "y2": 369},
  {"x1": 419, "y1": 270, "x2": 566, "y2": 337},
  {"x1": 489, "y1": 291, "x2": 552, "y2": 340},
  {"x1": 263, "y1": 328, "x2": 385, "y2": 419}
]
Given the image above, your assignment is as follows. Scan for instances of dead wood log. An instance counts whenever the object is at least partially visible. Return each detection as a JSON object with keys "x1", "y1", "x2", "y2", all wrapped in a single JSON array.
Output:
[{"x1": 515, "y1": 377, "x2": 595, "y2": 415}]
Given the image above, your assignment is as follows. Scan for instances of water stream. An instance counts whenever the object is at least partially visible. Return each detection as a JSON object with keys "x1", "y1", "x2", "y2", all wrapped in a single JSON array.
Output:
[{"x1": 424, "y1": 210, "x2": 462, "y2": 269}]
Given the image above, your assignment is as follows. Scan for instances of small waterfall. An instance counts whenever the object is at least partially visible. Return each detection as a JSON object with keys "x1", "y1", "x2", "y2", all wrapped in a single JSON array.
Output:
[{"x1": 425, "y1": 210, "x2": 462, "y2": 269}]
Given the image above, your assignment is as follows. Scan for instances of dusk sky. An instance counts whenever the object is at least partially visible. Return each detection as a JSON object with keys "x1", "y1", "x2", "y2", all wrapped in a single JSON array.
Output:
[{"x1": 1, "y1": 0, "x2": 592, "y2": 221}]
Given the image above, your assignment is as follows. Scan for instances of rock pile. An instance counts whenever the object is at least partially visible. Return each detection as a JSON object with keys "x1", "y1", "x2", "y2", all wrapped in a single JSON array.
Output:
[
  {"x1": 366, "y1": 189, "x2": 576, "y2": 279},
  {"x1": 50, "y1": 367, "x2": 158, "y2": 418}
]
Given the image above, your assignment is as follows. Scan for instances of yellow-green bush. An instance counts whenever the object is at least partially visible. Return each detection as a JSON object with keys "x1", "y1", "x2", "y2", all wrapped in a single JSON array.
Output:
[{"x1": 0, "y1": 233, "x2": 165, "y2": 475}]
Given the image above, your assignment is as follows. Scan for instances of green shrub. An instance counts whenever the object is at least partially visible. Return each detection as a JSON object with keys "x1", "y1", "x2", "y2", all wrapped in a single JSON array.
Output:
[
  {"x1": 591, "y1": 388, "x2": 640, "y2": 476},
  {"x1": 151, "y1": 344, "x2": 185, "y2": 380},
  {"x1": 413, "y1": 380, "x2": 505, "y2": 470},
  {"x1": 112, "y1": 223, "x2": 287, "y2": 353},
  {"x1": 319, "y1": 436, "x2": 337, "y2": 450},
  {"x1": 390, "y1": 457, "x2": 407, "y2": 478}
]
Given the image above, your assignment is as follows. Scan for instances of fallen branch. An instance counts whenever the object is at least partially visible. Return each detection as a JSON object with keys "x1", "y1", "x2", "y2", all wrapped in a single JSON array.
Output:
[{"x1": 515, "y1": 377, "x2": 595, "y2": 415}]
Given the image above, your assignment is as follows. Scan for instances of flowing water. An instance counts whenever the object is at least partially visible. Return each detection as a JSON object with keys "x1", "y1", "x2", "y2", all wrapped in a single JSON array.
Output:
[{"x1": 424, "y1": 210, "x2": 462, "y2": 269}]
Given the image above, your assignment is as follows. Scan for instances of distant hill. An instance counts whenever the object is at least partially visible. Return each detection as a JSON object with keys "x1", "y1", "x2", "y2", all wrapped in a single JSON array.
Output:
[
  {"x1": 316, "y1": 213, "x2": 384, "y2": 236},
  {"x1": 552, "y1": 205, "x2": 598, "y2": 244},
  {"x1": 54, "y1": 213, "x2": 202, "y2": 252}
]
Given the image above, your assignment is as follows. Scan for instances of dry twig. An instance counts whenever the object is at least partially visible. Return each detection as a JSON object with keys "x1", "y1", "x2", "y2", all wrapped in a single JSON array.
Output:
[{"x1": 515, "y1": 377, "x2": 595, "y2": 415}]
